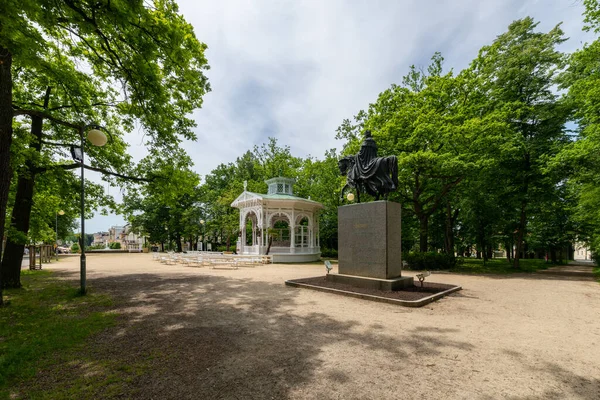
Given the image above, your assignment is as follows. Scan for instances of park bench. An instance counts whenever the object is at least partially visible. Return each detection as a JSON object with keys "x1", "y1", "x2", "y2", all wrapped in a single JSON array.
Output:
[
  {"x1": 207, "y1": 254, "x2": 239, "y2": 269},
  {"x1": 180, "y1": 255, "x2": 202, "y2": 267}
]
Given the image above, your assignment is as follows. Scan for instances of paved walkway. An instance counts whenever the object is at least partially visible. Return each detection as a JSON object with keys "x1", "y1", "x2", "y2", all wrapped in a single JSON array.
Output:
[
  {"x1": 21, "y1": 253, "x2": 599, "y2": 400},
  {"x1": 536, "y1": 261, "x2": 597, "y2": 279}
]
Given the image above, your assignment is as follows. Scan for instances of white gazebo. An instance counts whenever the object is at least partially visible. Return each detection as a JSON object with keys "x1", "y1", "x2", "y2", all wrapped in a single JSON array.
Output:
[{"x1": 231, "y1": 177, "x2": 324, "y2": 263}]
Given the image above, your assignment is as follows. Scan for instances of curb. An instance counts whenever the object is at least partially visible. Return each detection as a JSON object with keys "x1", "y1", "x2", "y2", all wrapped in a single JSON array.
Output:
[{"x1": 285, "y1": 280, "x2": 462, "y2": 308}]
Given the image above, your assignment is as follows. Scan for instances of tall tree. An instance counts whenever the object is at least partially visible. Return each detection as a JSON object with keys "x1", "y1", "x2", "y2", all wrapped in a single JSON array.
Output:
[
  {"x1": 123, "y1": 149, "x2": 200, "y2": 253},
  {"x1": 556, "y1": 0, "x2": 600, "y2": 258},
  {"x1": 471, "y1": 18, "x2": 569, "y2": 267},
  {"x1": 295, "y1": 149, "x2": 345, "y2": 252},
  {"x1": 0, "y1": 0, "x2": 210, "y2": 288},
  {"x1": 337, "y1": 54, "x2": 490, "y2": 252}
]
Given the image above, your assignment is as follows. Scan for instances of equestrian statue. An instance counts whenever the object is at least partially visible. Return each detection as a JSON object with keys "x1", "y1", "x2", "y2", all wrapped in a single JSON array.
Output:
[{"x1": 339, "y1": 130, "x2": 398, "y2": 203}]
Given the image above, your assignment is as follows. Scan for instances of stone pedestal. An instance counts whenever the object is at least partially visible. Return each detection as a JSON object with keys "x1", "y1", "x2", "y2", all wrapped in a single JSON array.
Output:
[{"x1": 327, "y1": 201, "x2": 413, "y2": 290}]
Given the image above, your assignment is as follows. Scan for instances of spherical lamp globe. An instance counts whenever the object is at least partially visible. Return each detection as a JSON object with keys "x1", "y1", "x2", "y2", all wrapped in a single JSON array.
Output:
[
  {"x1": 87, "y1": 128, "x2": 108, "y2": 146},
  {"x1": 346, "y1": 193, "x2": 355, "y2": 202}
]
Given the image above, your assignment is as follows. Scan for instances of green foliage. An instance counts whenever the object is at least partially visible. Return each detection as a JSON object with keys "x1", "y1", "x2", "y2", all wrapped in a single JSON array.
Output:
[
  {"x1": 334, "y1": 17, "x2": 572, "y2": 265},
  {"x1": 0, "y1": 0, "x2": 212, "y2": 294},
  {"x1": 108, "y1": 242, "x2": 121, "y2": 250},
  {"x1": 320, "y1": 248, "x2": 338, "y2": 258},
  {"x1": 0, "y1": 271, "x2": 116, "y2": 395},
  {"x1": 554, "y1": 0, "x2": 600, "y2": 257},
  {"x1": 470, "y1": 18, "x2": 569, "y2": 266},
  {"x1": 193, "y1": 138, "x2": 343, "y2": 252},
  {"x1": 2, "y1": 0, "x2": 210, "y2": 143},
  {"x1": 70, "y1": 243, "x2": 79, "y2": 252},
  {"x1": 454, "y1": 258, "x2": 550, "y2": 274},
  {"x1": 337, "y1": 53, "x2": 498, "y2": 252},
  {"x1": 86, "y1": 244, "x2": 106, "y2": 250},
  {"x1": 403, "y1": 252, "x2": 458, "y2": 271},
  {"x1": 124, "y1": 149, "x2": 202, "y2": 252}
]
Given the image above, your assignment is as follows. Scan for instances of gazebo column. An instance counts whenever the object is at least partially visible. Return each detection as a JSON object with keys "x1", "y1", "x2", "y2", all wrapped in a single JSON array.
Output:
[
  {"x1": 314, "y1": 216, "x2": 319, "y2": 249},
  {"x1": 241, "y1": 225, "x2": 246, "y2": 254},
  {"x1": 290, "y1": 210, "x2": 295, "y2": 253},
  {"x1": 290, "y1": 223, "x2": 296, "y2": 253}
]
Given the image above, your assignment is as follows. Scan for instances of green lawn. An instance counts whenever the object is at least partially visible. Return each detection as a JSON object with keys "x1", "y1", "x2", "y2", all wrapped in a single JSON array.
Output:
[
  {"x1": 452, "y1": 257, "x2": 551, "y2": 274},
  {"x1": 0, "y1": 270, "x2": 117, "y2": 398}
]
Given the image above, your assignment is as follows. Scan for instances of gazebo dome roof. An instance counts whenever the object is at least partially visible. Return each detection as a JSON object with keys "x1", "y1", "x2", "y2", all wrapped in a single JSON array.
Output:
[
  {"x1": 231, "y1": 191, "x2": 323, "y2": 209},
  {"x1": 265, "y1": 176, "x2": 296, "y2": 196},
  {"x1": 231, "y1": 177, "x2": 323, "y2": 209}
]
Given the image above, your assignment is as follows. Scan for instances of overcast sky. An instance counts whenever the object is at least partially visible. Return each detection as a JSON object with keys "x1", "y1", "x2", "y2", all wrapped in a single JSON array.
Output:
[{"x1": 87, "y1": 0, "x2": 594, "y2": 233}]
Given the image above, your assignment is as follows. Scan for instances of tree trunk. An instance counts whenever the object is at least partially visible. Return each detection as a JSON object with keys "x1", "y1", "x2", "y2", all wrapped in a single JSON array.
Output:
[
  {"x1": 175, "y1": 233, "x2": 182, "y2": 252},
  {"x1": 513, "y1": 152, "x2": 530, "y2": 268},
  {"x1": 505, "y1": 241, "x2": 512, "y2": 262},
  {"x1": 1, "y1": 87, "x2": 49, "y2": 288},
  {"x1": 1, "y1": 176, "x2": 35, "y2": 288},
  {"x1": 513, "y1": 200, "x2": 527, "y2": 268},
  {"x1": 444, "y1": 202, "x2": 458, "y2": 255},
  {"x1": 477, "y1": 222, "x2": 486, "y2": 261},
  {"x1": 418, "y1": 215, "x2": 428, "y2": 252},
  {"x1": 550, "y1": 247, "x2": 557, "y2": 264},
  {"x1": 0, "y1": 47, "x2": 13, "y2": 303}
]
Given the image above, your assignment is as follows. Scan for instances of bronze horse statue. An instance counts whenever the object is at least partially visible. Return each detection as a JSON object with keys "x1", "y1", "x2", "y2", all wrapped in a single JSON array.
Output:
[{"x1": 338, "y1": 154, "x2": 398, "y2": 203}]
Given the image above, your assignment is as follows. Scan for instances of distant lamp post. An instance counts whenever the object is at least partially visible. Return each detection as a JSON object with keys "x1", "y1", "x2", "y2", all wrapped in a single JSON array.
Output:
[
  {"x1": 200, "y1": 219, "x2": 206, "y2": 251},
  {"x1": 71, "y1": 124, "x2": 111, "y2": 295},
  {"x1": 164, "y1": 225, "x2": 169, "y2": 251},
  {"x1": 55, "y1": 210, "x2": 65, "y2": 260},
  {"x1": 346, "y1": 193, "x2": 355, "y2": 202}
]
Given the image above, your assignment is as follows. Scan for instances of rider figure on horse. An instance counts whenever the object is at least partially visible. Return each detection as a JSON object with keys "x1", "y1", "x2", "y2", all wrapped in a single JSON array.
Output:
[
  {"x1": 347, "y1": 130, "x2": 397, "y2": 199},
  {"x1": 349, "y1": 130, "x2": 378, "y2": 184}
]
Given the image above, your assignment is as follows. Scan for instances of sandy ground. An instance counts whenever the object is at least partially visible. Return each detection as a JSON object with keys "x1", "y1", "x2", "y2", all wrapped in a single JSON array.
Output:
[{"x1": 34, "y1": 253, "x2": 600, "y2": 399}]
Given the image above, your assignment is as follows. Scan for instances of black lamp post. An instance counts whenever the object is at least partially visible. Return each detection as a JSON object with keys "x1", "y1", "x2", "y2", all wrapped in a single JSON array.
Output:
[{"x1": 70, "y1": 124, "x2": 111, "y2": 294}]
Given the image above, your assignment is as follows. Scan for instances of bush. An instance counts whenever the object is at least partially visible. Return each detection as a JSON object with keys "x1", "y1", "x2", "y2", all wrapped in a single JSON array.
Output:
[
  {"x1": 321, "y1": 248, "x2": 338, "y2": 258},
  {"x1": 71, "y1": 243, "x2": 79, "y2": 252},
  {"x1": 403, "y1": 252, "x2": 458, "y2": 270},
  {"x1": 216, "y1": 245, "x2": 233, "y2": 252},
  {"x1": 108, "y1": 242, "x2": 121, "y2": 249}
]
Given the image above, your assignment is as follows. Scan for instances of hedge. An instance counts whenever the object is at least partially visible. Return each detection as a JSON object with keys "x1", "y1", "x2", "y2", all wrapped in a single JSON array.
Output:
[{"x1": 403, "y1": 252, "x2": 458, "y2": 270}]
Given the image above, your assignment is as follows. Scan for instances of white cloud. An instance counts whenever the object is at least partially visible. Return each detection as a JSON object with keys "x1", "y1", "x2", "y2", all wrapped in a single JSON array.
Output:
[{"x1": 87, "y1": 0, "x2": 594, "y2": 232}]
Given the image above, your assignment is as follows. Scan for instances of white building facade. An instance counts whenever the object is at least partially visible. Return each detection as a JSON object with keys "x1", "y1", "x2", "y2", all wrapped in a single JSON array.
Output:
[
  {"x1": 231, "y1": 178, "x2": 324, "y2": 263},
  {"x1": 573, "y1": 242, "x2": 592, "y2": 261}
]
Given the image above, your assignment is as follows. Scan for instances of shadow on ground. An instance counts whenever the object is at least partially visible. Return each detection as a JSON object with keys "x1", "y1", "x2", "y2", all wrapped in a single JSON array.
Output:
[{"x1": 17, "y1": 270, "x2": 474, "y2": 399}]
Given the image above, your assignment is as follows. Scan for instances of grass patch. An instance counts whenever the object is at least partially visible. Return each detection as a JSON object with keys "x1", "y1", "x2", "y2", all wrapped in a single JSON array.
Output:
[
  {"x1": 452, "y1": 258, "x2": 551, "y2": 274},
  {"x1": 0, "y1": 270, "x2": 117, "y2": 398}
]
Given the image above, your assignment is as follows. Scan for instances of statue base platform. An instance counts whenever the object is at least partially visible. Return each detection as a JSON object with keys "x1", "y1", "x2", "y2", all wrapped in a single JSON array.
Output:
[
  {"x1": 326, "y1": 273, "x2": 414, "y2": 291},
  {"x1": 338, "y1": 201, "x2": 403, "y2": 279}
]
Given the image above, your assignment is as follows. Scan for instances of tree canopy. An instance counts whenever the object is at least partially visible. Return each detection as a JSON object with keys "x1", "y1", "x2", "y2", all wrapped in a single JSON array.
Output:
[{"x1": 0, "y1": 0, "x2": 211, "y2": 294}]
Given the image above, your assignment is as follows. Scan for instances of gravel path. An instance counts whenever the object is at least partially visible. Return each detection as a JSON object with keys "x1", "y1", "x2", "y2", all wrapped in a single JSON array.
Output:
[{"x1": 37, "y1": 254, "x2": 600, "y2": 399}]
